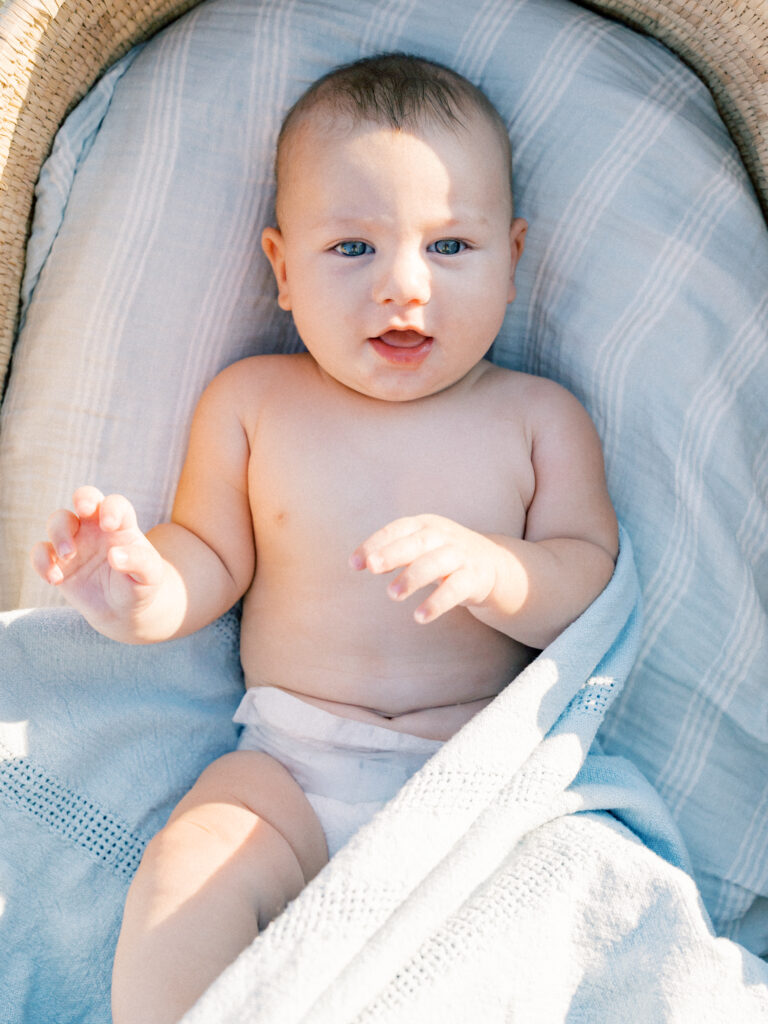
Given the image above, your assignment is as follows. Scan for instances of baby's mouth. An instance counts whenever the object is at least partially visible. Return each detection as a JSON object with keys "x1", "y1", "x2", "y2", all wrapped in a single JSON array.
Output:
[
  {"x1": 376, "y1": 330, "x2": 429, "y2": 348},
  {"x1": 370, "y1": 330, "x2": 434, "y2": 367}
]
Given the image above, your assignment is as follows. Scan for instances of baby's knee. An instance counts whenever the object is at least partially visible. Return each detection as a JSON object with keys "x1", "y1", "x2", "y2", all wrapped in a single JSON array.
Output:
[{"x1": 168, "y1": 749, "x2": 328, "y2": 882}]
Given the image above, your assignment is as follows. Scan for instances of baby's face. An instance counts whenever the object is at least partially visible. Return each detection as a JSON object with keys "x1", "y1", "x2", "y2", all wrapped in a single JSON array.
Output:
[{"x1": 262, "y1": 111, "x2": 526, "y2": 402}]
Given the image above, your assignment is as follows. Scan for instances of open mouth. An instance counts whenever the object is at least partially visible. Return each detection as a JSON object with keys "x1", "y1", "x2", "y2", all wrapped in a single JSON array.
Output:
[{"x1": 369, "y1": 330, "x2": 434, "y2": 367}]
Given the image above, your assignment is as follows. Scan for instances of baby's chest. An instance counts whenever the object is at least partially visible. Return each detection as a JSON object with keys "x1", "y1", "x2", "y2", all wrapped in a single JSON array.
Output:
[{"x1": 249, "y1": 407, "x2": 532, "y2": 549}]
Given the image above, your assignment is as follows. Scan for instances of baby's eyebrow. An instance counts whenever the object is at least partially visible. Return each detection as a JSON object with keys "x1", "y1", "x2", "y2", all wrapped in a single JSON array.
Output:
[
  {"x1": 325, "y1": 219, "x2": 377, "y2": 232},
  {"x1": 302, "y1": 215, "x2": 370, "y2": 237},
  {"x1": 312, "y1": 211, "x2": 489, "y2": 233}
]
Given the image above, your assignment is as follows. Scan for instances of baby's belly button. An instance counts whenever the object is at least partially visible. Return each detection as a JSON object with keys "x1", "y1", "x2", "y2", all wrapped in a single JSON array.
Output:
[{"x1": 381, "y1": 696, "x2": 495, "y2": 740}]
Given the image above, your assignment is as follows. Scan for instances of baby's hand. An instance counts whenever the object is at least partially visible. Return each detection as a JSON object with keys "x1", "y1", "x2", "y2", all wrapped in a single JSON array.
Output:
[
  {"x1": 30, "y1": 486, "x2": 165, "y2": 630},
  {"x1": 350, "y1": 514, "x2": 500, "y2": 624}
]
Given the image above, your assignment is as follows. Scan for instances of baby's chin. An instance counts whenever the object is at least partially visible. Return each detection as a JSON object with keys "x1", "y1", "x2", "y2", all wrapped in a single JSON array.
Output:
[
  {"x1": 304, "y1": 341, "x2": 485, "y2": 404},
  {"x1": 343, "y1": 369, "x2": 480, "y2": 405}
]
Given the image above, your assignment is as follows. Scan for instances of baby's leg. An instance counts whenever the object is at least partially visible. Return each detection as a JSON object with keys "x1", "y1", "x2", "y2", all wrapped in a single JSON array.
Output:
[{"x1": 111, "y1": 750, "x2": 328, "y2": 1024}]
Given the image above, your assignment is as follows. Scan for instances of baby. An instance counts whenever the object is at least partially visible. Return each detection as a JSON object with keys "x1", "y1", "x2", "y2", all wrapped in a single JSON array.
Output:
[{"x1": 31, "y1": 53, "x2": 618, "y2": 1024}]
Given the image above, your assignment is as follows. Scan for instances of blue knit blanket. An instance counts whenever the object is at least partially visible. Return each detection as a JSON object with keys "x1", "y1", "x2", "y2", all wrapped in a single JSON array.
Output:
[{"x1": 4, "y1": 529, "x2": 766, "y2": 1021}]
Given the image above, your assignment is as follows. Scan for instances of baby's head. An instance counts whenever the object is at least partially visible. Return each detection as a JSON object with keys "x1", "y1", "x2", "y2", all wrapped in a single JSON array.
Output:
[
  {"x1": 274, "y1": 52, "x2": 515, "y2": 225},
  {"x1": 262, "y1": 54, "x2": 526, "y2": 402}
]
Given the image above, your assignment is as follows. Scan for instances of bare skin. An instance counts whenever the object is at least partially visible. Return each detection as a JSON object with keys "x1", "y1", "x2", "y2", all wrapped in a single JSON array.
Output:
[{"x1": 31, "y1": 111, "x2": 618, "y2": 1023}]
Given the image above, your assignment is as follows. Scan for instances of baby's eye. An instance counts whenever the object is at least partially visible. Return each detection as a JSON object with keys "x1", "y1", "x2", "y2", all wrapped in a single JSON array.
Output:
[
  {"x1": 334, "y1": 240, "x2": 374, "y2": 257},
  {"x1": 429, "y1": 239, "x2": 466, "y2": 256}
]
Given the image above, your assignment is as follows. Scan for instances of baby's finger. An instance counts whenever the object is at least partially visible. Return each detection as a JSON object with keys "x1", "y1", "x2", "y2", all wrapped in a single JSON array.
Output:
[
  {"x1": 357, "y1": 524, "x2": 444, "y2": 575},
  {"x1": 108, "y1": 542, "x2": 163, "y2": 586},
  {"x1": 387, "y1": 545, "x2": 460, "y2": 601},
  {"x1": 30, "y1": 541, "x2": 65, "y2": 585},
  {"x1": 414, "y1": 567, "x2": 476, "y2": 624},
  {"x1": 46, "y1": 508, "x2": 81, "y2": 561},
  {"x1": 72, "y1": 485, "x2": 106, "y2": 520},
  {"x1": 350, "y1": 516, "x2": 423, "y2": 570},
  {"x1": 99, "y1": 493, "x2": 140, "y2": 534}
]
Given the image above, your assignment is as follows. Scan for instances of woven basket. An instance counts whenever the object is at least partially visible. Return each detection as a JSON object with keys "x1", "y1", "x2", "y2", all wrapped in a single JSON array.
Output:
[{"x1": 1, "y1": 0, "x2": 766, "y2": 400}]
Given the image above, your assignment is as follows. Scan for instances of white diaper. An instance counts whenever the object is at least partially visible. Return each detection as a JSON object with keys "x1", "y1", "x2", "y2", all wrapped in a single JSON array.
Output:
[{"x1": 234, "y1": 687, "x2": 442, "y2": 857}]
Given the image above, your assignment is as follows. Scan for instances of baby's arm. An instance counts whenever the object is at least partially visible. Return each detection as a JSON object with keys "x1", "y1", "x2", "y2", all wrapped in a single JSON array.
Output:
[
  {"x1": 351, "y1": 380, "x2": 618, "y2": 650},
  {"x1": 30, "y1": 367, "x2": 256, "y2": 644}
]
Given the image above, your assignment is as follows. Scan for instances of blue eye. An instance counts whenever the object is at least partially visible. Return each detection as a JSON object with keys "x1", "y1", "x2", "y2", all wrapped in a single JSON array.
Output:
[
  {"x1": 334, "y1": 241, "x2": 374, "y2": 257},
  {"x1": 429, "y1": 239, "x2": 465, "y2": 256}
]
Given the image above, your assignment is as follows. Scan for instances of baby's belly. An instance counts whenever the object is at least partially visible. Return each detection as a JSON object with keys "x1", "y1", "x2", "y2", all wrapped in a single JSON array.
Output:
[
  {"x1": 269, "y1": 691, "x2": 498, "y2": 741},
  {"x1": 239, "y1": 594, "x2": 534, "y2": 741}
]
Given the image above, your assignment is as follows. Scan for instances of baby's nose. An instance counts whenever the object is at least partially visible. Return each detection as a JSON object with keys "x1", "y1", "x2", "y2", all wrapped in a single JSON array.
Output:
[{"x1": 372, "y1": 247, "x2": 431, "y2": 306}]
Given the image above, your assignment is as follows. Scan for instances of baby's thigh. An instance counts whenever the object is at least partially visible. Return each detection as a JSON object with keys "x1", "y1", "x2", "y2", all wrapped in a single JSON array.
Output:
[{"x1": 162, "y1": 749, "x2": 329, "y2": 925}]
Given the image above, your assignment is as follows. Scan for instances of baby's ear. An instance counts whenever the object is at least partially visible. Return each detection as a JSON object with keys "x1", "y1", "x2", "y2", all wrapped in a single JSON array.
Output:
[
  {"x1": 507, "y1": 217, "x2": 528, "y2": 303},
  {"x1": 261, "y1": 227, "x2": 292, "y2": 310}
]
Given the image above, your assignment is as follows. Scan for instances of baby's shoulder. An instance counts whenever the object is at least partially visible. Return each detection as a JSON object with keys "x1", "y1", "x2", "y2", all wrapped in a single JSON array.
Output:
[
  {"x1": 476, "y1": 363, "x2": 598, "y2": 443},
  {"x1": 477, "y1": 362, "x2": 581, "y2": 411},
  {"x1": 202, "y1": 352, "x2": 311, "y2": 402},
  {"x1": 188, "y1": 354, "x2": 313, "y2": 440}
]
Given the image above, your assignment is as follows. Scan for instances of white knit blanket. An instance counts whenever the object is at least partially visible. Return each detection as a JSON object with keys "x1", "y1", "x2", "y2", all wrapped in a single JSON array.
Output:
[{"x1": 182, "y1": 529, "x2": 768, "y2": 1022}]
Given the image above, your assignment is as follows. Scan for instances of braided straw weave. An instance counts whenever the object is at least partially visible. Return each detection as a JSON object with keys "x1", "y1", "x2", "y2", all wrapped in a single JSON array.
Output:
[{"x1": 1, "y1": 0, "x2": 766, "y2": 399}]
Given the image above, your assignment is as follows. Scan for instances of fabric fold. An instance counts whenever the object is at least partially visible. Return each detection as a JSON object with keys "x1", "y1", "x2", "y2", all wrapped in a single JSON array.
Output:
[{"x1": 181, "y1": 526, "x2": 768, "y2": 1023}]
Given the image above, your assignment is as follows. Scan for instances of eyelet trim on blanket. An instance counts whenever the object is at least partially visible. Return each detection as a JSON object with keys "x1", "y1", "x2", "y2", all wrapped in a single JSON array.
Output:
[
  {"x1": 213, "y1": 607, "x2": 241, "y2": 650},
  {"x1": 568, "y1": 677, "x2": 618, "y2": 717},
  {"x1": 0, "y1": 755, "x2": 146, "y2": 879}
]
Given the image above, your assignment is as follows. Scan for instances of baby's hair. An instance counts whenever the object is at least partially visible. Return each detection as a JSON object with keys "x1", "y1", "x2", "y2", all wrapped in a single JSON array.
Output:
[{"x1": 275, "y1": 52, "x2": 514, "y2": 217}]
